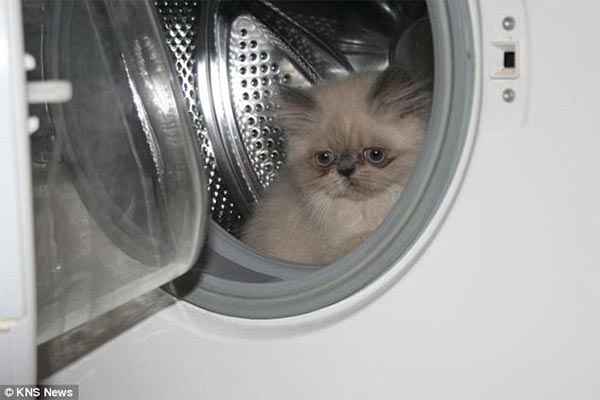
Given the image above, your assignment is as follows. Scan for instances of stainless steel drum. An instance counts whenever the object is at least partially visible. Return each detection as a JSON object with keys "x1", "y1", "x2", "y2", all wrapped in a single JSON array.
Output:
[{"x1": 155, "y1": 0, "x2": 432, "y2": 234}]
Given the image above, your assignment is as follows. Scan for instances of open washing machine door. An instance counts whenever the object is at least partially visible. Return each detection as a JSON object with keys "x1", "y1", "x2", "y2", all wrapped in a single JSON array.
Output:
[{"x1": 29, "y1": 0, "x2": 208, "y2": 343}]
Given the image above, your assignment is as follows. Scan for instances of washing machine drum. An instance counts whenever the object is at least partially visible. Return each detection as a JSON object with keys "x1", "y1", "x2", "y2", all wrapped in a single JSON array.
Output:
[
  {"x1": 159, "y1": 0, "x2": 434, "y2": 232},
  {"x1": 36, "y1": 0, "x2": 474, "y2": 335}
]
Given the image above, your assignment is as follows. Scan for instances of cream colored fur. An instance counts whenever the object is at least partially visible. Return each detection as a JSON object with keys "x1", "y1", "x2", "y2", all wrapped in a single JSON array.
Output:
[{"x1": 241, "y1": 68, "x2": 429, "y2": 264}]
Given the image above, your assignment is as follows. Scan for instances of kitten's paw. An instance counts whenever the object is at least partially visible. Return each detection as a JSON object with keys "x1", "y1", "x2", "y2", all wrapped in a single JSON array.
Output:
[{"x1": 344, "y1": 232, "x2": 372, "y2": 253}]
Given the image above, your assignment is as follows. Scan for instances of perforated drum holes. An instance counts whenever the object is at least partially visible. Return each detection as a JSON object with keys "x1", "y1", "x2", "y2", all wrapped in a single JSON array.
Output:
[
  {"x1": 156, "y1": 0, "x2": 244, "y2": 232},
  {"x1": 229, "y1": 15, "x2": 309, "y2": 188}
]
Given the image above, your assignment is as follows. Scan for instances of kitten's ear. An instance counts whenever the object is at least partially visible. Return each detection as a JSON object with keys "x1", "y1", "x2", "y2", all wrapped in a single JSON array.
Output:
[
  {"x1": 369, "y1": 65, "x2": 432, "y2": 118},
  {"x1": 277, "y1": 85, "x2": 319, "y2": 129}
]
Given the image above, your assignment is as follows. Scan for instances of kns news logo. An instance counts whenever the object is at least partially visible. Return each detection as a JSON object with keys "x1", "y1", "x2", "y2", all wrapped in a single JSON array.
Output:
[{"x1": 10, "y1": 387, "x2": 74, "y2": 397}]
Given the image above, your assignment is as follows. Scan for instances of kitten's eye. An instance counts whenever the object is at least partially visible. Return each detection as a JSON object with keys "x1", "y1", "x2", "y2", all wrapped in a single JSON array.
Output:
[
  {"x1": 363, "y1": 147, "x2": 386, "y2": 165},
  {"x1": 314, "y1": 151, "x2": 335, "y2": 167}
]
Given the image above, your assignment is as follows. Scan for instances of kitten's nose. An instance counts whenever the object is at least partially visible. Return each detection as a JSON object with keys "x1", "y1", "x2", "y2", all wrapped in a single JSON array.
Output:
[
  {"x1": 337, "y1": 156, "x2": 356, "y2": 177},
  {"x1": 338, "y1": 166, "x2": 355, "y2": 177}
]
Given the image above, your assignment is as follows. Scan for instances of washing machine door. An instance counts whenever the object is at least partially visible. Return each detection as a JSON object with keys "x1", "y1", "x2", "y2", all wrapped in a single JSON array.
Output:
[{"x1": 32, "y1": 0, "x2": 208, "y2": 343}]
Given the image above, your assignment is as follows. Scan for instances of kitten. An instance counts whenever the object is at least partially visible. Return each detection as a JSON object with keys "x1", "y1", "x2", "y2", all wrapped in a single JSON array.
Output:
[{"x1": 241, "y1": 66, "x2": 431, "y2": 265}]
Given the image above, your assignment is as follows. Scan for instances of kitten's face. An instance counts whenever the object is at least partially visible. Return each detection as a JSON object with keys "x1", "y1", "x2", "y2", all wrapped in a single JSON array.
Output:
[
  {"x1": 279, "y1": 69, "x2": 429, "y2": 201},
  {"x1": 288, "y1": 111, "x2": 425, "y2": 201}
]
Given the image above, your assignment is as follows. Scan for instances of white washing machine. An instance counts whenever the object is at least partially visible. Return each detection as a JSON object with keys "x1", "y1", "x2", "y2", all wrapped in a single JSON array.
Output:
[{"x1": 1, "y1": 0, "x2": 600, "y2": 398}]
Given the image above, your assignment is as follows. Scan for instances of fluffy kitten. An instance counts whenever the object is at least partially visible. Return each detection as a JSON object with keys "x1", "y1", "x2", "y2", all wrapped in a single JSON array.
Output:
[{"x1": 241, "y1": 66, "x2": 431, "y2": 264}]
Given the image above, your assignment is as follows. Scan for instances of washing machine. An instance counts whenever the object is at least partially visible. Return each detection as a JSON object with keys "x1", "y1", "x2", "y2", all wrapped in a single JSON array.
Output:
[{"x1": 1, "y1": 0, "x2": 599, "y2": 398}]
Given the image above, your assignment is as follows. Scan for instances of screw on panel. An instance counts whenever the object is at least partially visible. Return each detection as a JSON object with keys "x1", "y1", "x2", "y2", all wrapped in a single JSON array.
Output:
[
  {"x1": 502, "y1": 16, "x2": 516, "y2": 31},
  {"x1": 502, "y1": 88, "x2": 515, "y2": 103}
]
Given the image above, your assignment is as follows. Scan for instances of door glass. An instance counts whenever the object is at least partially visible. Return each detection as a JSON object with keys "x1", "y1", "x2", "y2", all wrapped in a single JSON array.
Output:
[{"x1": 25, "y1": 0, "x2": 207, "y2": 343}]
